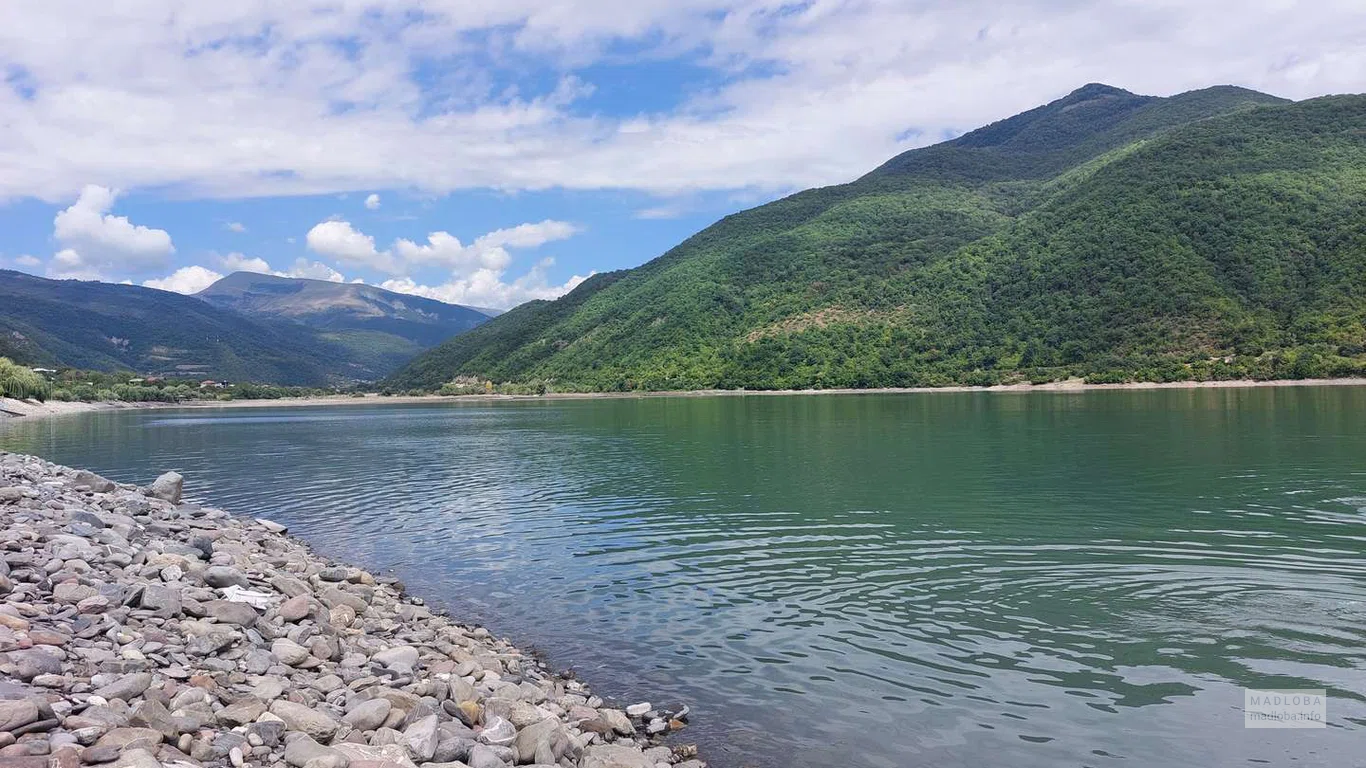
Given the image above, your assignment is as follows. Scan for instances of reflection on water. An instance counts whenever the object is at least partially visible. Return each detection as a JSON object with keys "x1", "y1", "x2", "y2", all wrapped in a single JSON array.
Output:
[{"x1": 5, "y1": 389, "x2": 1366, "y2": 768}]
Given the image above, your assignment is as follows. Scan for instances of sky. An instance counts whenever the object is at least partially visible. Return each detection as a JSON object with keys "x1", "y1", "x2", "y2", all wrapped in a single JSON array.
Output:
[{"x1": 1, "y1": 1, "x2": 1364, "y2": 309}]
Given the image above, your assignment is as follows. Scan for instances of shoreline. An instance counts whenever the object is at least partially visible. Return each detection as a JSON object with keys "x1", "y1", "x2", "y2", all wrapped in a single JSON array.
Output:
[
  {"x1": 0, "y1": 452, "x2": 701, "y2": 768},
  {"x1": 4, "y1": 376, "x2": 1366, "y2": 421}
]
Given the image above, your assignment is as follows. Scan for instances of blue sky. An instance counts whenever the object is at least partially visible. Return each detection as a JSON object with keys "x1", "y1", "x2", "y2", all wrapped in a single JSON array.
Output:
[{"x1": 1, "y1": 1, "x2": 1363, "y2": 308}]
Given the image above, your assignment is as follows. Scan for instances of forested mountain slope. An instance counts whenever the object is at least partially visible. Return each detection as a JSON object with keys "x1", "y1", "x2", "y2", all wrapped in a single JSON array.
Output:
[
  {"x1": 389, "y1": 85, "x2": 1366, "y2": 391},
  {"x1": 0, "y1": 271, "x2": 347, "y2": 384}
]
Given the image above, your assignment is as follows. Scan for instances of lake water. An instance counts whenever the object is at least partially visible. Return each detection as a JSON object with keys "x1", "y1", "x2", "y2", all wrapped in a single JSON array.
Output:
[{"x1": 4, "y1": 389, "x2": 1366, "y2": 767}]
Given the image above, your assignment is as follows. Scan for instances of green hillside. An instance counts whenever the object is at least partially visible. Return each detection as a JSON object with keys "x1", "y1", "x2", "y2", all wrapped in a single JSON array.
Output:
[
  {"x1": 388, "y1": 84, "x2": 1366, "y2": 392},
  {"x1": 0, "y1": 271, "x2": 357, "y2": 385}
]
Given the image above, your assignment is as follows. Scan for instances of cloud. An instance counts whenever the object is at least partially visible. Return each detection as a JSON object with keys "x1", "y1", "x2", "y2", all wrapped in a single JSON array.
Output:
[
  {"x1": 305, "y1": 218, "x2": 583, "y2": 308},
  {"x1": 307, "y1": 217, "x2": 577, "y2": 278},
  {"x1": 381, "y1": 259, "x2": 590, "y2": 310},
  {"x1": 2, "y1": 2, "x2": 1363, "y2": 202},
  {"x1": 213, "y1": 252, "x2": 346, "y2": 282},
  {"x1": 219, "y1": 252, "x2": 274, "y2": 274},
  {"x1": 393, "y1": 232, "x2": 511, "y2": 272},
  {"x1": 49, "y1": 248, "x2": 104, "y2": 281},
  {"x1": 305, "y1": 220, "x2": 398, "y2": 273},
  {"x1": 12, "y1": 254, "x2": 41, "y2": 268},
  {"x1": 143, "y1": 265, "x2": 223, "y2": 294},
  {"x1": 225, "y1": 221, "x2": 247, "y2": 233},
  {"x1": 474, "y1": 220, "x2": 580, "y2": 249},
  {"x1": 365, "y1": 194, "x2": 381, "y2": 210},
  {"x1": 47, "y1": 185, "x2": 175, "y2": 278},
  {"x1": 288, "y1": 259, "x2": 345, "y2": 282}
]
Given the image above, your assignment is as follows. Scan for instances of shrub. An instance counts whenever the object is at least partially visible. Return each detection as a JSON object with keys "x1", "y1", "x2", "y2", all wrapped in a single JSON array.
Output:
[{"x1": 0, "y1": 358, "x2": 52, "y2": 401}]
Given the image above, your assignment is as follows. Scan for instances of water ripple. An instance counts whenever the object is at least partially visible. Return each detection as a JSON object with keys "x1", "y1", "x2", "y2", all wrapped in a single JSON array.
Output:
[{"x1": 5, "y1": 391, "x2": 1366, "y2": 768}]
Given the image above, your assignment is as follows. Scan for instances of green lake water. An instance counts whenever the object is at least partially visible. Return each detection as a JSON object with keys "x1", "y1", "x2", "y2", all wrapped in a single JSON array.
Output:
[{"x1": 3, "y1": 388, "x2": 1365, "y2": 767}]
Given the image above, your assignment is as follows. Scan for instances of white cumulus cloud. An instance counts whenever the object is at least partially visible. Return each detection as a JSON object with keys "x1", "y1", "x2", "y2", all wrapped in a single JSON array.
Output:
[
  {"x1": 305, "y1": 218, "x2": 583, "y2": 308},
  {"x1": 143, "y1": 265, "x2": 223, "y2": 294},
  {"x1": 2, "y1": 2, "x2": 1363, "y2": 202},
  {"x1": 364, "y1": 194, "x2": 381, "y2": 210},
  {"x1": 288, "y1": 259, "x2": 345, "y2": 282},
  {"x1": 393, "y1": 232, "x2": 512, "y2": 272},
  {"x1": 381, "y1": 260, "x2": 590, "y2": 310},
  {"x1": 305, "y1": 220, "x2": 398, "y2": 273},
  {"x1": 226, "y1": 221, "x2": 247, "y2": 233},
  {"x1": 219, "y1": 252, "x2": 274, "y2": 274},
  {"x1": 47, "y1": 185, "x2": 175, "y2": 279}
]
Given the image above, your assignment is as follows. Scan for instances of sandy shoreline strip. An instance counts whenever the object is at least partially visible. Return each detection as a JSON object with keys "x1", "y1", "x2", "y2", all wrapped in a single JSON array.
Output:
[{"x1": 3, "y1": 376, "x2": 1366, "y2": 421}]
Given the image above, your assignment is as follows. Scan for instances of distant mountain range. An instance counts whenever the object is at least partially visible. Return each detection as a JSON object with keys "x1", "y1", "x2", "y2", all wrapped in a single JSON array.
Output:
[
  {"x1": 0, "y1": 270, "x2": 494, "y2": 384},
  {"x1": 197, "y1": 272, "x2": 493, "y2": 376},
  {"x1": 388, "y1": 84, "x2": 1366, "y2": 391}
]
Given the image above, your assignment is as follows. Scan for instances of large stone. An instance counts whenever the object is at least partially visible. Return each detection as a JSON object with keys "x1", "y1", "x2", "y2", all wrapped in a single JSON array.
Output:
[
  {"x1": 270, "y1": 701, "x2": 341, "y2": 741},
  {"x1": 112, "y1": 748, "x2": 163, "y2": 768},
  {"x1": 402, "y1": 715, "x2": 438, "y2": 762},
  {"x1": 505, "y1": 701, "x2": 545, "y2": 728},
  {"x1": 10, "y1": 648, "x2": 63, "y2": 681},
  {"x1": 270, "y1": 575, "x2": 310, "y2": 598},
  {"x1": 283, "y1": 733, "x2": 350, "y2": 768},
  {"x1": 278, "y1": 594, "x2": 312, "y2": 622},
  {"x1": 272, "y1": 638, "x2": 312, "y2": 666},
  {"x1": 93, "y1": 672, "x2": 152, "y2": 702},
  {"x1": 139, "y1": 585, "x2": 182, "y2": 617},
  {"x1": 342, "y1": 699, "x2": 391, "y2": 731},
  {"x1": 217, "y1": 697, "x2": 267, "y2": 727},
  {"x1": 432, "y1": 736, "x2": 475, "y2": 764},
  {"x1": 246, "y1": 719, "x2": 286, "y2": 748},
  {"x1": 599, "y1": 709, "x2": 634, "y2": 736},
  {"x1": 448, "y1": 678, "x2": 475, "y2": 703},
  {"x1": 93, "y1": 727, "x2": 163, "y2": 751},
  {"x1": 128, "y1": 700, "x2": 178, "y2": 741},
  {"x1": 474, "y1": 716, "x2": 514, "y2": 747},
  {"x1": 513, "y1": 718, "x2": 560, "y2": 765},
  {"x1": 0, "y1": 700, "x2": 39, "y2": 733},
  {"x1": 53, "y1": 582, "x2": 98, "y2": 605},
  {"x1": 202, "y1": 566, "x2": 250, "y2": 589},
  {"x1": 203, "y1": 600, "x2": 257, "y2": 627},
  {"x1": 365, "y1": 689, "x2": 421, "y2": 715},
  {"x1": 466, "y1": 745, "x2": 505, "y2": 768},
  {"x1": 331, "y1": 743, "x2": 417, "y2": 768},
  {"x1": 148, "y1": 471, "x2": 183, "y2": 503},
  {"x1": 70, "y1": 470, "x2": 116, "y2": 493},
  {"x1": 581, "y1": 745, "x2": 653, "y2": 768},
  {"x1": 80, "y1": 746, "x2": 120, "y2": 764},
  {"x1": 187, "y1": 630, "x2": 238, "y2": 656},
  {"x1": 320, "y1": 587, "x2": 367, "y2": 614},
  {"x1": 371, "y1": 646, "x2": 418, "y2": 672}
]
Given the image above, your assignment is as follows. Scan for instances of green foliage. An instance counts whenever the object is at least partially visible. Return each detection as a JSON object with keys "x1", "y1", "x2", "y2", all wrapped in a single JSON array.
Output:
[
  {"x1": 387, "y1": 86, "x2": 1366, "y2": 393},
  {"x1": 32, "y1": 367, "x2": 340, "y2": 403},
  {"x1": 0, "y1": 357, "x2": 51, "y2": 401}
]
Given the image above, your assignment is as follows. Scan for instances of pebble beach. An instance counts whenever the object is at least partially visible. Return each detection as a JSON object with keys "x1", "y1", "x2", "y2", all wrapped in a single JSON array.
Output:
[{"x1": 0, "y1": 452, "x2": 702, "y2": 768}]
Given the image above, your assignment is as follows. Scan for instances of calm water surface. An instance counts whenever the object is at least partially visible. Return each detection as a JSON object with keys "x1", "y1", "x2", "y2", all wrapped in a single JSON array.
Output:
[{"x1": 4, "y1": 390, "x2": 1366, "y2": 768}]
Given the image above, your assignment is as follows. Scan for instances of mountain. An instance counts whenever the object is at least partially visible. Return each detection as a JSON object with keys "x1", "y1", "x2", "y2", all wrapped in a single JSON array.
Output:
[
  {"x1": 0, "y1": 270, "x2": 342, "y2": 384},
  {"x1": 389, "y1": 84, "x2": 1366, "y2": 391},
  {"x1": 197, "y1": 272, "x2": 492, "y2": 374}
]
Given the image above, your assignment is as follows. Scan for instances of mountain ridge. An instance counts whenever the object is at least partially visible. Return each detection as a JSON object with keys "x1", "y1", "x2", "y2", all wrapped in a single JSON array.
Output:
[
  {"x1": 387, "y1": 84, "x2": 1366, "y2": 391},
  {"x1": 0, "y1": 270, "x2": 341, "y2": 384},
  {"x1": 0, "y1": 270, "x2": 494, "y2": 383}
]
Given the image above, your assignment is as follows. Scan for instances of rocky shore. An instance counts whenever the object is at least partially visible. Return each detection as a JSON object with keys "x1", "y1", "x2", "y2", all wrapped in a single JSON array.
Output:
[{"x1": 0, "y1": 452, "x2": 704, "y2": 768}]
